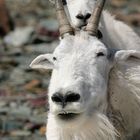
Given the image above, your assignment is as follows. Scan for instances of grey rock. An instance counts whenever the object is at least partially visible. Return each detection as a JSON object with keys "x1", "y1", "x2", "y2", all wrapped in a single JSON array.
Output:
[
  {"x1": 9, "y1": 68, "x2": 27, "y2": 85},
  {"x1": 39, "y1": 19, "x2": 58, "y2": 32},
  {"x1": 0, "y1": 119, "x2": 23, "y2": 132},
  {"x1": 0, "y1": 101, "x2": 7, "y2": 108},
  {"x1": 10, "y1": 130, "x2": 31, "y2": 136},
  {"x1": 0, "y1": 107, "x2": 9, "y2": 114},
  {"x1": 25, "y1": 42, "x2": 58, "y2": 54},
  {"x1": 9, "y1": 105, "x2": 31, "y2": 118},
  {"x1": 4, "y1": 27, "x2": 34, "y2": 47},
  {"x1": 9, "y1": 67, "x2": 33, "y2": 86}
]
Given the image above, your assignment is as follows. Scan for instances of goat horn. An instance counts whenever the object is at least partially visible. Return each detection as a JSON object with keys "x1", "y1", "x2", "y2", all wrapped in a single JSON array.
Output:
[
  {"x1": 55, "y1": 0, "x2": 74, "y2": 37},
  {"x1": 85, "y1": 0, "x2": 106, "y2": 36}
]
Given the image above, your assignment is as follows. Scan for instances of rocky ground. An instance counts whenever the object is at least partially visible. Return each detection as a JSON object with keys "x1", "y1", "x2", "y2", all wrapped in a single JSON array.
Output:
[{"x1": 0, "y1": 0, "x2": 140, "y2": 140}]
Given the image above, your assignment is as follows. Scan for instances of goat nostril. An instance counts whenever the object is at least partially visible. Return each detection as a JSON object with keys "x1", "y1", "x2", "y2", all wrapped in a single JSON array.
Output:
[
  {"x1": 76, "y1": 14, "x2": 84, "y2": 20},
  {"x1": 65, "y1": 93, "x2": 80, "y2": 102},
  {"x1": 51, "y1": 93, "x2": 63, "y2": 103},
  {"x1": 85, "y1": 13, "x2": 91, "y2": 20}
]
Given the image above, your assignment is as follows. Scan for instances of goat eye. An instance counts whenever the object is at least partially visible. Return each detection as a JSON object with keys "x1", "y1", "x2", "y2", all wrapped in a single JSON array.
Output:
[
  {"x1": 97, "y1": 52, "x2": 105, "y2": 57},
  {"x1": 53, "y1": 57, "x2": 57, "y2": 61}
]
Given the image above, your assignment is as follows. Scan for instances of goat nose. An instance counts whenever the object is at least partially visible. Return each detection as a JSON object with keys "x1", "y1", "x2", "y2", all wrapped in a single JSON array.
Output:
[
  {"x1": 51, "y1": 92, "x2": 80, "y2": 108},
  {"x1": 76, "y1": 14, "x2": 84, "y2": 20},
  {"x1": 65, "y1": 92, "x2": 80, "y2": 102},
  {"x1": 84, "y1": 13, "x2": 91, "y2": 20},
  {"x1": 76, "y1": 13, "x2": 91, "y2": 21}
]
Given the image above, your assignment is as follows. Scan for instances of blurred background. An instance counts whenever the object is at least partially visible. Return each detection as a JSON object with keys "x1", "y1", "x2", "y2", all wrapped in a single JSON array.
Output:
[{"x1": 0, "y1": 0, "x2": 139, "y2": 140}]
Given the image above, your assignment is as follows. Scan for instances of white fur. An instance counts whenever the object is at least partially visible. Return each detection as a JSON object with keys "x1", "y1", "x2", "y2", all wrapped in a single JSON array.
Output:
[
  {"x1": 30, "y1": 32, "x2": 140, "y2": 140},
  {"x1": 47, "y1": 112, "x2": 117, "y2": 140},
  {"x1": 100, "y1": 11, "x2": 140, "y2": 51}
]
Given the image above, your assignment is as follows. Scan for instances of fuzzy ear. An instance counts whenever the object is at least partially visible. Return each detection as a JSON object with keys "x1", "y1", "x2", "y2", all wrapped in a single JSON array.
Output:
[
  {"x1": 30, "y1": 54, "x2": 54, "y2": 69},
  {"x1": 115, "y1": 50, "x2": 140, "y2": 63}
]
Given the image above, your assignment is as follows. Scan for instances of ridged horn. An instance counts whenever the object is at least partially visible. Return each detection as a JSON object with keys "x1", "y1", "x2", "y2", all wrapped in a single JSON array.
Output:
[
  {"x1": 85, "y1": 0, "x2": 106, "y2": 36},
  {"x1": 55, "y1": 0, "x2": 74, "y2": 37}
]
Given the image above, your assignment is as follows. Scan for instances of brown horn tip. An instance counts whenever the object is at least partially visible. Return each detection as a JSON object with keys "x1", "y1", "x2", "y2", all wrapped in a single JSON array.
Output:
[
  {"x1": 86, "y1": 0, "x2": 106, "y2": 36},
  {"x1": 55, "y1": 0, "x2": 74, "y2": 37}
]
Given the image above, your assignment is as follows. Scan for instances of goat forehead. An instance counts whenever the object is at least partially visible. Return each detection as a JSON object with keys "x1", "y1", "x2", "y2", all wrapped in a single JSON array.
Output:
[
  {"x1": 54, "y1": 40, "x2": 109, "y2": 78},
  {"x1": 66, "y1": 0, "x2": 95, "y2": 6},
  {"x1": 55, "y1": 35, "x2": 107, "y2": 56}
]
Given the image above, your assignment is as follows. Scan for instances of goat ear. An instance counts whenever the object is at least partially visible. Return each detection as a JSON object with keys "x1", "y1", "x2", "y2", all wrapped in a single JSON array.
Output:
[
  {"x1": 30, "y1": 54, "x2": 54, "y2": 69},
  {"x1": 115, "y1": 50, "x2": 140, "y2": 62}
]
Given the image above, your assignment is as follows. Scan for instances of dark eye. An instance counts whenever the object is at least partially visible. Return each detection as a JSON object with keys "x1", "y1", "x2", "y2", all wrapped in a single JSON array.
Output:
[
  {"x1": 53, "y1": 57, "x2": 57, "y2": 61},
  {"x1": 97, "y1": 52, "x2": 105, "y2": 57}
]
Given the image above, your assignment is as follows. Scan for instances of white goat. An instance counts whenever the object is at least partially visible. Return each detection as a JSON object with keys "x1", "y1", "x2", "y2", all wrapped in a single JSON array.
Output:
[
  {"x1": 30, "y1": 0, "x2": 140, "y2": 140},
  {"x1": 49, "y1": 0, "x2": 140, "y2": 51}
]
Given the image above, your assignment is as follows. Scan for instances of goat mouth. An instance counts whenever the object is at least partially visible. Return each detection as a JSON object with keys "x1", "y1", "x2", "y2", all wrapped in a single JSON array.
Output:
[
  {"x1": 78, "y1": 24, "x2": 87, "y2": 29},
  {"x1": 58, "y1": 112, "x2": 80, "y2": 120}
]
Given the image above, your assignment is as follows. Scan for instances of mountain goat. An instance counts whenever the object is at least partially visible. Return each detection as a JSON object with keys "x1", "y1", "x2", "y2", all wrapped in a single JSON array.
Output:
[
  {"x1": 30, "y1": 0, "x2": 140, "y2": 140},
  {"x1": 49, "y1": 0, "x2": 140, "y2": 51}
]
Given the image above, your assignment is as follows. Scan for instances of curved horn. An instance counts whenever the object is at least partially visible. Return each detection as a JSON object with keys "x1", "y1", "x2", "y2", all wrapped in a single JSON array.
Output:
[
  {"x1": 55, "y1": 0, "x2": 74, "y2": 37},
  {"x1": 85, "y1": 0, "x2": 106, "y2": 36}
]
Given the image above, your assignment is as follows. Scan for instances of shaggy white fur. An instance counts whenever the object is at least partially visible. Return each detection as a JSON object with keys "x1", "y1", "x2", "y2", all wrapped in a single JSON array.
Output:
[
  {"x1": 47, "y1": 112, "x2": 117, "y2": 140},
  {"x1": 100, "y1": 11, "x2": 140, "y2": 51},
  {"x1": 108, "y1": 60, "x2": 140, "y2": 138}
]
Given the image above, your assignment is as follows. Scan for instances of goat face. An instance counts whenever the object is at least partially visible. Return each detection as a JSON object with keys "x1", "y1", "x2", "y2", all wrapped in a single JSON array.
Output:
[
  {"x1": 65, "y1": 0, "x2": 97, "y2": 28},
  {"x1": 30, "y1": 33, "x2": 113, "y2": 127},
  {"x1": 49, "y1": 0, "x2": 97, "y2": 28},
  {"x1": 30, "y1": 32, "x2": 140, "y2": 128}
]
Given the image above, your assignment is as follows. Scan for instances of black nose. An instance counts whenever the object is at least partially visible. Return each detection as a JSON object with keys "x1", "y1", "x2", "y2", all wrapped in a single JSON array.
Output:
[
  {"x1": 51, "y1": 92, "x2": 80, "y2": 108},
  {"x1": 76, "y1": 13, "x2": 91, "y2": 21}
]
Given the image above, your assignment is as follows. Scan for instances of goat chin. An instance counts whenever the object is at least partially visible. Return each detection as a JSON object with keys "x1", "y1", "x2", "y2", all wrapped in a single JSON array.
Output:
[{"x1": 46, "y1": 112, "x2": 117, "y2": 140}]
